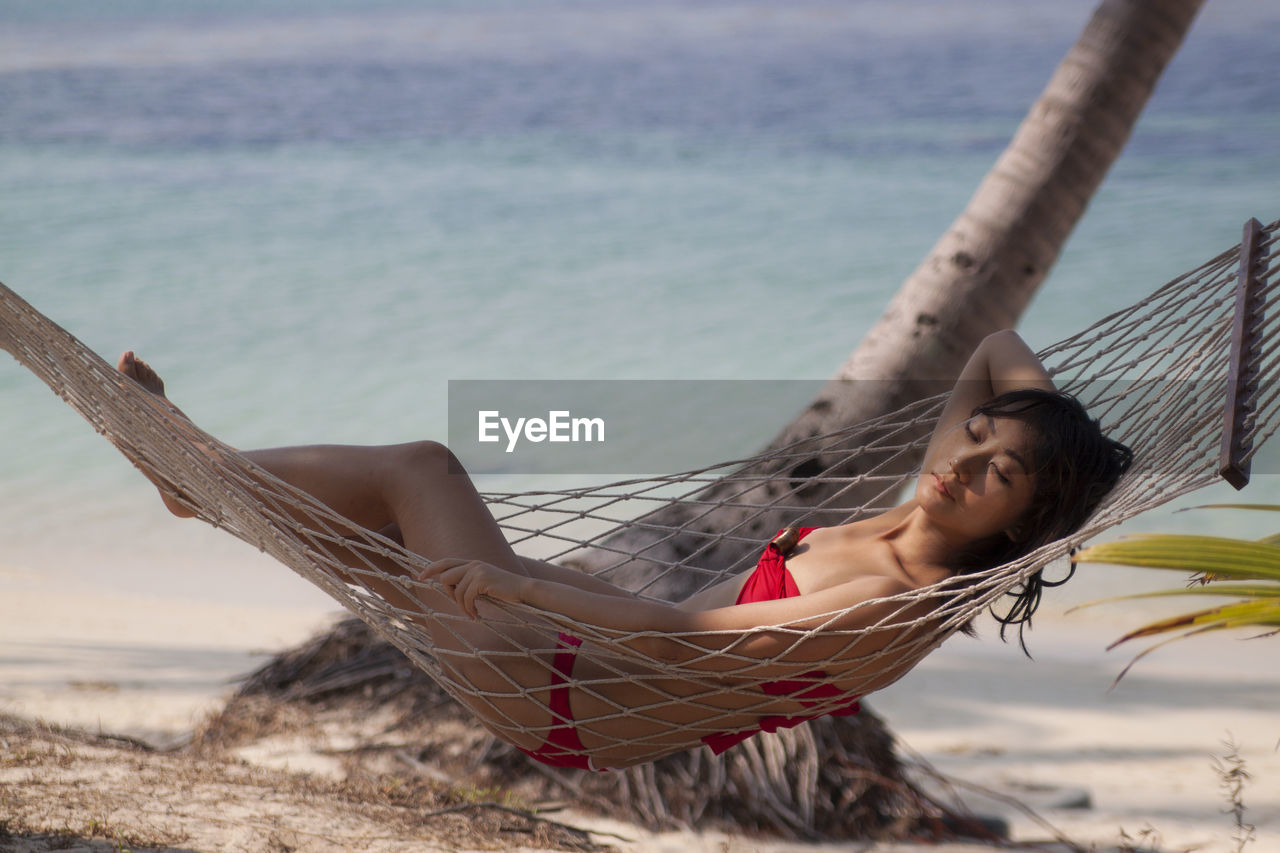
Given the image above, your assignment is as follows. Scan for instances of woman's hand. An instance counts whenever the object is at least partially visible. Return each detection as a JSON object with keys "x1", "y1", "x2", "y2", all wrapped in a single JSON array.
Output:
[{"x1": 418, "y1": 557, "x2": 526, "y2": 619}]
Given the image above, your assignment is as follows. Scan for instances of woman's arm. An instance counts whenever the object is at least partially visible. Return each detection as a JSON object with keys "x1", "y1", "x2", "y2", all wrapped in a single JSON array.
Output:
[
  {"x1": 924, "y1": 330, "x2": 1056, "y2": 466},
  {"x1": 377, "y1": 520, "x2": 640, "y2": 599},
  {"x1": 516, "y1": 555, "x2": 640, "y2": 599},
  {"x1": 420, "y1": 558, "x2": 927, "y2": 672}
]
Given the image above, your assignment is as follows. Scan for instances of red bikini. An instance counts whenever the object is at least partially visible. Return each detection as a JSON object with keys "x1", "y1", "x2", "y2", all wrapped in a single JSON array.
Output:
[
  {"x1": 519, "y1": 527, "x2": 860, "y2": 770},
  {"x1": 700, "y1": 527, "x2": 862, "y2": 755},
  {"x1": 516, "y1": 632, "x2": 596, "y2": 770}
]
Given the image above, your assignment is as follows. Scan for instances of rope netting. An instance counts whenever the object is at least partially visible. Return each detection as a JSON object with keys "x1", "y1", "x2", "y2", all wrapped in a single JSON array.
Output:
[{"x1": 1, "y1": 217, "x2": 1276, "y2": 767}]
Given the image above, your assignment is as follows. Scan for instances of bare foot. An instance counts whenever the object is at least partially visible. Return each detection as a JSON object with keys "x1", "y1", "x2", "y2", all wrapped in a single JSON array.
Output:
[
  {"x1": 116, "y1": 350, "x2": 198, "y2": 518},
  {"x1": 118, "y1": 350, "x2": 166, "y2": 397},
  {"x1": 118, "y1": 349, "x2": 196, "y2": 423}
]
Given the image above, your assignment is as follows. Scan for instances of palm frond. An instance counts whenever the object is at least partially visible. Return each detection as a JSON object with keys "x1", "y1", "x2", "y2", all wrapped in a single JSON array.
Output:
[
  {"x1": 1070, "y1": 507, "x2": 1280, "y2": 680},
  {"x1": 1068, "y1": 583, "x2": 1280, "y2": 613},
  {"x1": 1073, "y1": 535, "x2": 1280, "y2": 581},
  {"x1": 1110, "y1": 600, "x2": 1280, "y2": 647}
]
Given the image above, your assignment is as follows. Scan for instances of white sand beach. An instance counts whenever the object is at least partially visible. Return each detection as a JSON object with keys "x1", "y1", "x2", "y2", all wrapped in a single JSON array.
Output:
[{"x1": 3, "y1": 549, "x2": 1276, "y2": 853}]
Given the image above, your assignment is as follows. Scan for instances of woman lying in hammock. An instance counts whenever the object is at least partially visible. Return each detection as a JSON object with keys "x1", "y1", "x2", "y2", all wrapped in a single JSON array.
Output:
[{"x1": 116, "y1": 329, "x2": 1131, "y2": 771}]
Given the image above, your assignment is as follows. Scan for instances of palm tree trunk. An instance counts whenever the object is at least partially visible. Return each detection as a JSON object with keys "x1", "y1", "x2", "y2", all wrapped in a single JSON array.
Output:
[
  {"x1": 576, "y1": 0, "x2": 1206, "y2": 593},
  {"x1": 842, "y1": 0, "x2": 1206, "y2": 381}
]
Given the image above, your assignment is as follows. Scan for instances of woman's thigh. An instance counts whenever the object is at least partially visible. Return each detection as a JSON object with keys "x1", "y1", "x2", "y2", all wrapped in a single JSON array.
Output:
[{"x1": 378, "y1": 441, "x2": 525, "y2": 571}]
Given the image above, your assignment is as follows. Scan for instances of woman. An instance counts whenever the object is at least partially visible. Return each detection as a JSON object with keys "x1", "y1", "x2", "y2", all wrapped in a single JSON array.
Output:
[{"x1": 116, "y1": 330, "x2": 1131, "y2": 770}]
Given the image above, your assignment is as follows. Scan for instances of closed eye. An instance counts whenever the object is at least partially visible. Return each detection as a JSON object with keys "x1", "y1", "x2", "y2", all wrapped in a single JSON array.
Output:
[{"x1": 990, "y1": 462, "x2": 1011, "y2": 485}]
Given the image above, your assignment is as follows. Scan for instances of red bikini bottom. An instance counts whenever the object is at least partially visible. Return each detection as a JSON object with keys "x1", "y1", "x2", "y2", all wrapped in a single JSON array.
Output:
[{"x1": 516, "y1": 632, "x2": 600, "y2": 771}]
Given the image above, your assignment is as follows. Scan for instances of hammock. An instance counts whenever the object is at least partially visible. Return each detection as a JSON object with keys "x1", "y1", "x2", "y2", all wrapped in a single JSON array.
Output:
[{"x1": 1, "y1": 216, "x2": 1277, "y2": 768}]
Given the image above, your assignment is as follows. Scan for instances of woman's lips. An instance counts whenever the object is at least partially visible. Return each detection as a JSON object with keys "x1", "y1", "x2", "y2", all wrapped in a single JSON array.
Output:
[{"x1": 933, "y1": 473, "x2": 953, "y2": 500}]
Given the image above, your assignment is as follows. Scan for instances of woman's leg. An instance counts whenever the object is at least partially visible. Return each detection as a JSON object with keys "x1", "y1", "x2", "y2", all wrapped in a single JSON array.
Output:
[
  {"x1": 117, "y1": 351, "x2": 523, "y2": 573},
  {"x1": 240, "y1": 441, "x2": 524, "y2": 571},
  {"x1": 117, "y1": 352, "x2": 577, "y2": 751}
]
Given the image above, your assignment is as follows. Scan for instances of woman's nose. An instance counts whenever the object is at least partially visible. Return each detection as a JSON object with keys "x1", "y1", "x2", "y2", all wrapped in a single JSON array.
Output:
[{"x1": 950, "y1": 452, "x2": 977, "y2": 482}]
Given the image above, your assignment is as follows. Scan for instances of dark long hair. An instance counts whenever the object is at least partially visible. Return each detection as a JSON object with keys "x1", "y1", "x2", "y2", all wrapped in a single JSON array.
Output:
[{"x1": 952, "y1": 388, "x2": 1134, "y2": 652}]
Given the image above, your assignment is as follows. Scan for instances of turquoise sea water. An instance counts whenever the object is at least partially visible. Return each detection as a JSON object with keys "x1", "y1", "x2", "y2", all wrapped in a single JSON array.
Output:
[{"x1": 1, "y1": 0, "x2": 1279, "y2": 610}]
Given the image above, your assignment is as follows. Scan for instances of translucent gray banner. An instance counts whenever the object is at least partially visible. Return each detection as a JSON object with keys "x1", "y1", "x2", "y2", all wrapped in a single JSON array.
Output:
[
  {"x1": 448, "y1": 379, "x2": 829, "y2": 475},
  {"x1": 446, "y1": 378, "x2": 1280, "y2": 479}
]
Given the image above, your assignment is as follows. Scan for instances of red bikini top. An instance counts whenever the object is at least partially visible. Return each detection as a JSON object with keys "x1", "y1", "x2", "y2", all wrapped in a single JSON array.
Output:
[
  {"x1": 702, "y1": 526, "x2": 861, "y2": 755},
  {"x1": 734, "y1": 526, "x2": 821, "y2": 605}
]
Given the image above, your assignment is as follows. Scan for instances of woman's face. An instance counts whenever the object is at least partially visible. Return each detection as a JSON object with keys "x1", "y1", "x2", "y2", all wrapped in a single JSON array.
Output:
[{"x1": 917, "y1": 414, "x2": 1040, "y2": 543}]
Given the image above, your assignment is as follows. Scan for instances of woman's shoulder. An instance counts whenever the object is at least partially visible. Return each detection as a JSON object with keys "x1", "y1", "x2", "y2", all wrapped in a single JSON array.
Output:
[{"x1": 815, "y1": 501, "x2": 919, "y2": 541}]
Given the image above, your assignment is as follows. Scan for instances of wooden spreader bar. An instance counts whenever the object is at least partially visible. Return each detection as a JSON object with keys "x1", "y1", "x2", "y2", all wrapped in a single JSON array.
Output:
[{"x1": 1219, "y1": 217, "x2": 1269, "y2": 490}]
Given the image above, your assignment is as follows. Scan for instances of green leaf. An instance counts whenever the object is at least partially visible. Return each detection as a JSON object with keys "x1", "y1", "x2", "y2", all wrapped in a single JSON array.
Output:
[
  {"x1": 1073, "y1": 535, "x2": 1280, "y2": 581},
  {"x1": 1071, "y1": 583, "x2": 1280, "y2": 614},
  {"x1": 1073, "y1": 505, "x2": 1280, "y2": 682},
  {"x1": 1111, "y1": 599, "x2": 1280, "y2": 647}
]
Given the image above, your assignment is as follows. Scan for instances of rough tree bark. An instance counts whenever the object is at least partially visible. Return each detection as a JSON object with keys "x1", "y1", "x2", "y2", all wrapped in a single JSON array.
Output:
[{"x1": 571, "y1": 0, "x2": 1207, "y2": 594}]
